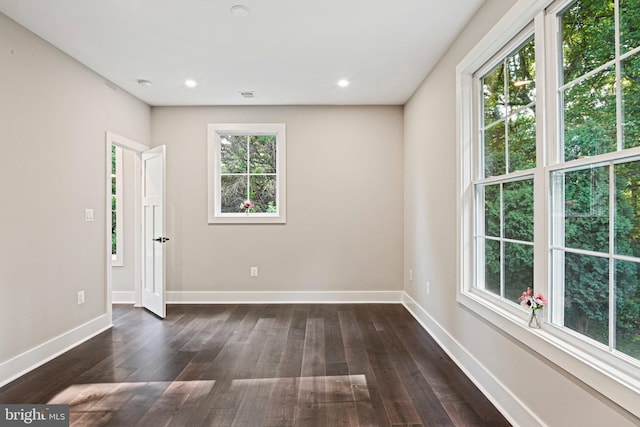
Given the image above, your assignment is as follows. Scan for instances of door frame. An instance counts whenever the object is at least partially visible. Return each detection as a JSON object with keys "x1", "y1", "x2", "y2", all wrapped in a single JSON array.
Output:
[{"x1": 105, "y1": 131, "x2": 149, "y2": 322}]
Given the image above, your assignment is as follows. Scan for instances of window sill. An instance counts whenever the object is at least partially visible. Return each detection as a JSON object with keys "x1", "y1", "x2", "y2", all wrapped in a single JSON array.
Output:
[
  {"x1": 457, "y1": 289, "x2": 640, "y2": 419},
  {"x1": 208, "y1": 214, "x2": 286, "y2": 225}
]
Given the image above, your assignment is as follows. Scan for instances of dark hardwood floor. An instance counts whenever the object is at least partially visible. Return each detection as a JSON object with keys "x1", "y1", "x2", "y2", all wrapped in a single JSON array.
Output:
[{"x1": 0, "y1": 304, "x2": 511, "y2": 426}]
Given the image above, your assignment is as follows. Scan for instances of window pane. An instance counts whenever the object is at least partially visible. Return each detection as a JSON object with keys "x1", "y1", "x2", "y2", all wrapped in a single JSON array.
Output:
[
  {"x1": 508, "y1": 107, "x2": 536, "y2": 172},
  {"x1": 483, "y1": 63, "x2": 506, "y2": 125},
  {"x1": 484, "y1": 122, "x2": 506, "y2": 177},
  {"x1": 250, "y1": 175, "x2": 277, "y2": 213},
  {"x1": 220, "y1": 135, "x2": 247, "y2": 174},
  {"x1": 561, "y1": 0, "x2": 615, "y2": 85},
  {"x1": 622, "y1": 54, "x2": 640, "y2": 149},
  {"x1": 507, "y1": 37, "x2": 536, "y2": 108},
  {"x1": 484, "y1": 184, "x2": 501, "y2": 237},
  {"x1": 620, "y1": 0, "x2": 640, "y2": 54},
  {"x1": 504, "y1": 179, "x2": 534, "y2": 241},
  {"x1": 220, "y1": 174, "x2": 247, "y2": 213},
  {"x1": 564, "y1": 252, "x2": 609, "y2": 345},
  {"x1": 484, "y1": 238, "x2": 501, "y2": 296},
  {"x1": 563, "y1": 166, "x2": 610, "y2": 253},
  {"x1": 249, "y1": 135, "x2": 277, "y2": 174},
  {"x1": 615, "y1": 161, "x2": 640, "y2": 257},
  {"x1": 615, "y1": 260, "x2": 640, "y2": 359},
  {"x1": 563, "y1": 67, "x2": 617, "y2": 161},
  {"x1": 505, "y1": 242, "x2": 533, "y2": 303}
]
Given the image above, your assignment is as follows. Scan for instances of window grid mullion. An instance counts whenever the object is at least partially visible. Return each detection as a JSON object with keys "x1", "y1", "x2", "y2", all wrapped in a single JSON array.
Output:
[
  {"x1": 615, "y1": 0, "x2": 623, "y2": 152},
  {"x1": 504, "y1": 60, "x2": 510, "y2": 174},
  {"x1": 246, "y1": 136, "x2": 251, "y2": 205},
  {"x1": 609, "y1": 162, "x2": 616, "y2": 353},
  {"x1": 500, "y1": 182, "x2": 505, "y2": 298}
]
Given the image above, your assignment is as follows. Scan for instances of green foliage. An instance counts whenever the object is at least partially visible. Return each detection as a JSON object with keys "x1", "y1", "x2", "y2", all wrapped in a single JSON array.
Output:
[
  {"x1": 480, "y1": 0, "x2": 640, "y2": 358},
  {"x1": 219, "y1": 134, "x2": 277, "y2": 213},
  {"x1": 558, "y1": 0, "x2": 640, "y2": 356}
]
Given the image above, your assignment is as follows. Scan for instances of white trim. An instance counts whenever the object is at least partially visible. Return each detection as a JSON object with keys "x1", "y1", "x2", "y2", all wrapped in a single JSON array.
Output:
[
  {"x1": 166, "y1": 290, "x2": 403, "y2": 304},
  {"x1": 112, "y1": 291, "x2": 136, "y2": 304},
  {"x1": 0, "y1": 314, "x2": 111, "y2": 388},
  {"x1": 402, "y1": 293, "x2": 543, "y2": 427},
  {"x1": 106, "y1": 131, "x2": 149, "y2": 314}
]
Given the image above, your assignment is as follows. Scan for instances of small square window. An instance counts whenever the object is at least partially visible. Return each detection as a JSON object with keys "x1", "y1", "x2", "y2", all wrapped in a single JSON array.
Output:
[{"x1": 208, "y1": 123, "x2": 286, "y2": 224}]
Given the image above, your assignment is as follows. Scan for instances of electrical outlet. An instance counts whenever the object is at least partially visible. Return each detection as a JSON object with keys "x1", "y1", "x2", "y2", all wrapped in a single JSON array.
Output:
[
  {"x1": 426, "y1": 281, "x2": 431, "y2": 295},
  {"x1": 250, "y1": 266, "x2": 258, "y2": 277},
  {"x1": 409, "y1": 269, "x2": 413, "y2": 281},
  {"x1": 77, "y1": 290, "x2": 85, "y2": 305}
]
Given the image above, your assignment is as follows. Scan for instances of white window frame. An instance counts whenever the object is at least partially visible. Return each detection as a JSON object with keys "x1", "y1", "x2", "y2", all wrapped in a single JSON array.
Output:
[
  {"x1": 208, "y1": 123, "x2": 286, "y2": 224},
  {"x1": 457, "y1": 0, "x2": 640, "y2": 418},
  {"x1": 472, "y1": 25, "x2": 537, "y2": 313}
]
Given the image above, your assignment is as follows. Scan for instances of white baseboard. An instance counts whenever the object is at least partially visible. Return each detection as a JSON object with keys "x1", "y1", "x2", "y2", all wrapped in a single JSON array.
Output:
[
  {"x1": 0, "y1": 314, "x2": 112, "y2": 388},
  {"x1": 166, "y1": 290, "x2": 404, "y2": 304},
  {"x1": 112, "y1": 291, "x2": 135, "y2": 304},
  {"x1": 402, "y1": 293, "x2": 544, "y2": 427}
]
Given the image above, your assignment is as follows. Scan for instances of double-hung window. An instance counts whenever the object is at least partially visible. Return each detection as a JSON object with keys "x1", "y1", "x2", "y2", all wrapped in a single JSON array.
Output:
[
  {"x1": 549, "y1": 0, "x2": 640, "y2": 362},
  {"x1": 208, "y1": 123, "x2": 286, "y2": 224},
  {"x1": 457, "y1": 0, "x2": 640, "y2": 417}
]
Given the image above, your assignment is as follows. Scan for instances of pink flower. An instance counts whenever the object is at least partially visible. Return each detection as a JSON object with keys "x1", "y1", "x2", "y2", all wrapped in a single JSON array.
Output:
[
  {"x1": 519, "y1": 287, "x2": 546, "y2": 311},
  {"x1": 240, "y1": 200, "x2": 254, "y2": 210},
  {"x1": 534, "y1": 293, "x2": 547, "y2": 306}
]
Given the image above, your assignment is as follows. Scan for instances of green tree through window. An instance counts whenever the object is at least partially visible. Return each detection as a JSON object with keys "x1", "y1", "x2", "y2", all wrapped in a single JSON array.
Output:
[{"x1": 553, "y1": 0, "x2": 640, "y2": 359}]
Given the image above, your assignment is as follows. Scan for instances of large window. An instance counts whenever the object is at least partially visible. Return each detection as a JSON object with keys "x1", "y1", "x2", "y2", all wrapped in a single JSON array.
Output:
[
  {"x1": 208, "y1": 123, "x2": 286, "y2": 224},
  {"x1": 551, "y1": 0, "x2": 640, "y2": 361},
  {"x1": 457, "y1": 0, "x2": 640, "y2": 416}
]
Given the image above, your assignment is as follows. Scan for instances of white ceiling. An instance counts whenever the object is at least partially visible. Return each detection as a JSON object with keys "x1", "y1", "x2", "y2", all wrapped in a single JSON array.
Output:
[{"x1": 0, "y1": 0, "x2": 484, "y2": 106}]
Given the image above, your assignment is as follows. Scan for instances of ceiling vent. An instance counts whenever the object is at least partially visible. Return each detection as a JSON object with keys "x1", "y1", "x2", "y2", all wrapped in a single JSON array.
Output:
[{"x1": 239, "y1": 91, "x2": 255, "y2": 98}]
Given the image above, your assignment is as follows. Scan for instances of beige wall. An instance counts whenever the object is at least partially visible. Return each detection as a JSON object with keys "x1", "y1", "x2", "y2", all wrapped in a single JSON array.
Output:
[
  {"x1": 403, "y1": 1, "x2": 639, "y2": 426},
  {"x1": 0, "y1": 12, "x2": 150, "y2": 362},
  {"x1": 151, "y1": 106, "x2": 403, "y2": 294}
]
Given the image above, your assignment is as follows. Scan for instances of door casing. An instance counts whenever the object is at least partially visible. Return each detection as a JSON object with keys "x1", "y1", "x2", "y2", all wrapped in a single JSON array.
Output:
[{"x1": 105, "y1": 132, "x2": 150, "y2": 321}]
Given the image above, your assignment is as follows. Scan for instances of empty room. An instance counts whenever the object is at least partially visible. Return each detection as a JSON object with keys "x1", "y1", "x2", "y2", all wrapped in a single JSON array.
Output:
[{"x1": 0, "y1": 0, "x2": 639, "y2": 426}]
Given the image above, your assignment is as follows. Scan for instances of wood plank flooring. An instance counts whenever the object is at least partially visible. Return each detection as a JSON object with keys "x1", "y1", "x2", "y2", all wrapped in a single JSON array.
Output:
[{"x1": 0, "y1": 304, "x2": 511, "y2": 426}]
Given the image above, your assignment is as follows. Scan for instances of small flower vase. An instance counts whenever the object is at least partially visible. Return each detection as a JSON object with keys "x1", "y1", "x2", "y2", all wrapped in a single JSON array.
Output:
[{"x1": 528, "y1": 310, "x2": 541, "y2": 328}]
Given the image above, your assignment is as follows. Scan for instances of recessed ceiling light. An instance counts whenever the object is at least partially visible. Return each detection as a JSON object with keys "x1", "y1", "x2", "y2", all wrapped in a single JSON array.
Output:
[
  {"x1": 338, "y1": 79, "x2": 350, "y2": 88},
  {"x1": 137, "y1": 79, "x2": 152, "y2": 87},
  {"x1": 230, "y1": 5, "x2": 250, "y2": 16},
  {"x1": 185, "y1": 79, "x2": 197, "y2": 88}
]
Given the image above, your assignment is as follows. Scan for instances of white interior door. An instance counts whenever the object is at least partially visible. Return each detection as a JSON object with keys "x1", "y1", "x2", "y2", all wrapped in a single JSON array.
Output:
[{"x1": 142, "y1": 145, "x2": 167, "y2": 318}]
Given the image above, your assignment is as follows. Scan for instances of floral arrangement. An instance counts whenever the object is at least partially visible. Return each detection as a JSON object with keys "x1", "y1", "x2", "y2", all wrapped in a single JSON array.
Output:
[
  {"x1": 240, "y1": 200, "x2": 254, "y2": 211},
  {"x1": 519, "y1": 287, "x2": 546, "y2": 328},
  {"x1": 519, "y1": 287, "x2": 547, "y2": 312}
]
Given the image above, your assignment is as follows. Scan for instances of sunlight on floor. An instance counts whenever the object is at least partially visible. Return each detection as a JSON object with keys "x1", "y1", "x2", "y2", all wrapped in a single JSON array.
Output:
[{"x1": 46, "y1": 375, "x2": 372, "y2": 425}]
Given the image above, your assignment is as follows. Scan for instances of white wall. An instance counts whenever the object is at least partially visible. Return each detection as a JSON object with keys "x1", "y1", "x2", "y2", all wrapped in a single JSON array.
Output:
[
  {"x1": 151, "y1": 106, "x2": 404, "y2": 298},
  {"x1": 403, "y1": 1, "x2": 639, "y2": 426},
  {"x1": 0, "y1": 12, "x2": 149, "y2": 369}
]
